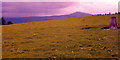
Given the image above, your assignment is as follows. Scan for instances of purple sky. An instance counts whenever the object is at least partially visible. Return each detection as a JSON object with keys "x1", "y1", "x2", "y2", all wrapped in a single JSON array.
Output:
[{"x1": 2, "y1": 2, "x2": 118, "y2": 17}]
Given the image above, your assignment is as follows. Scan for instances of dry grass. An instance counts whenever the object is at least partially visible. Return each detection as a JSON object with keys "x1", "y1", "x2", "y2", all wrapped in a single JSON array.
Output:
[{"x1": 2, "y1": 15, "x2": 119, "y2": 58}]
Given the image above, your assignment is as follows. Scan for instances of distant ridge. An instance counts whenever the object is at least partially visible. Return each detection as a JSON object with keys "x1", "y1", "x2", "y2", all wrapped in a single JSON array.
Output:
[{"x1": 5, "y1": 12, "x2": 92, "y2": 23}]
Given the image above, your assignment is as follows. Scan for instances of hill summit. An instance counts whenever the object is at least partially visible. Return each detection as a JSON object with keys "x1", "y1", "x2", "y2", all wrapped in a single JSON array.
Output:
[{"x1": 5, "y1": 12, "x2": 92, "y2": 23}]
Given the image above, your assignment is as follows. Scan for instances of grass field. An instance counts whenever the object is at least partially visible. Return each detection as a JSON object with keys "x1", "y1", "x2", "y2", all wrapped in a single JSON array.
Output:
[{"x1": 2, "y1": 15, "x2": 120, "y2": 58}]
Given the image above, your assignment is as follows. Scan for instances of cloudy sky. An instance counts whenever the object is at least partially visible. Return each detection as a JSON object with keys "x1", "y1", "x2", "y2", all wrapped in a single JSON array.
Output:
[{"x1": 2, "y1": 0, "x2": 120, "y2": 17}]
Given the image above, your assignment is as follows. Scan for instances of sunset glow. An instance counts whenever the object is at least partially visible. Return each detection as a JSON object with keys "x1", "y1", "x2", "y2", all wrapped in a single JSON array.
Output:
[{"x1": 2, "y1": 0, "x2": 119, "y2": 17}]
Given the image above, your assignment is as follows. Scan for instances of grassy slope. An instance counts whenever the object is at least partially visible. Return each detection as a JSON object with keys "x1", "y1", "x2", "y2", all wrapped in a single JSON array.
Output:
[{"x1": 2, "y1": 15, "x2": 119, "y2": 58}]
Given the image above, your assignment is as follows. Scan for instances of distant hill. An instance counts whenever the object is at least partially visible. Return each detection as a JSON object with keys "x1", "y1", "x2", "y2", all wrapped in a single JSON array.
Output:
[{"x1": 5, "y1": 12, "x2": 92, "y2": 23}]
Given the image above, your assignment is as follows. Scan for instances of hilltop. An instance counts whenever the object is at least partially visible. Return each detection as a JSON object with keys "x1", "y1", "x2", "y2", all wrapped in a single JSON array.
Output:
[
  {"x1": 2, "y1": 14, "x2": 119, "y2": 58},
  {"x1": 5, "y1": 12, "x2": 92, "y2": 23}
]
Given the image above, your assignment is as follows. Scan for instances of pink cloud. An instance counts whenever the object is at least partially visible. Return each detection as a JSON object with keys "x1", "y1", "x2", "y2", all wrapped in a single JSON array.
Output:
[
  {"x1": 2, "y1": 2, "x2": 118, "y2": 17},
  {"x1": 2, "y1": 2, "x2": 77, "y2": 17}
]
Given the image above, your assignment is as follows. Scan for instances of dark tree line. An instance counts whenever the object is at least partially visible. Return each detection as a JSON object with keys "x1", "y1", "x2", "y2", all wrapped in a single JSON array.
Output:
[
  {"x1": 118, "y1": 12, "x2": 120, "y2": 14},
  {"x1": 92, "y1": 12, "x2": 120, "y2": 16},
  {"x1": 0, "y1": 17, "x2": 13, "y2": 25},
  {"x1": 114, "y1": 12, "x2": 120, "y2": 14}
]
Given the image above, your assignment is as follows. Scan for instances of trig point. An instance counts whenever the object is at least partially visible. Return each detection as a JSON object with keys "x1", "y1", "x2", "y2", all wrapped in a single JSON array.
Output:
[{"x1": 109, "y1": 16, "x2": 118, "y2": 29}]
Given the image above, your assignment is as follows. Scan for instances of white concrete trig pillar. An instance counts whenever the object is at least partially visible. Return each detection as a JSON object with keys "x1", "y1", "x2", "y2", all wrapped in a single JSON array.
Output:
[{"x1": 109, "y1": 16, "x2": 118, "y2": 29}]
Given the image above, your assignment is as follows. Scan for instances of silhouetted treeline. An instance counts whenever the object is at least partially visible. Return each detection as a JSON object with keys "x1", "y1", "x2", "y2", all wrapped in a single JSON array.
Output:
[
  {"x1": 92, "y1": 12, "x2": 120, "y2": 16},
  {"x1": 0, "y1": 17, "x2": 13, "y2": 25}
]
